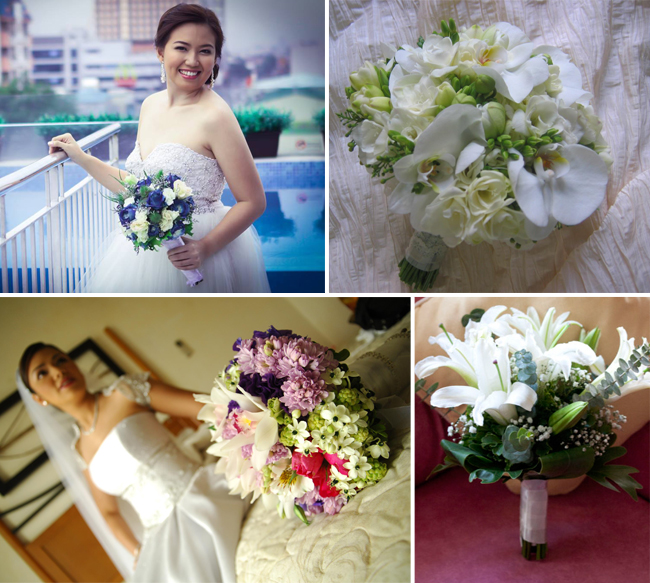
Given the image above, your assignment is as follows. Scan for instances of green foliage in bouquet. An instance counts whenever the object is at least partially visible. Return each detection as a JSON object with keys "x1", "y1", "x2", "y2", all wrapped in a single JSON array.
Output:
[
  {"x1": 34, "y1": 113, "x2": 137, "y2": 138},
  {"x1": 234, "y1": 106, "x2": 293, "y2": 134},
  {"x1": 430, "y1": 327, "x2": 648, "y2": 500}
]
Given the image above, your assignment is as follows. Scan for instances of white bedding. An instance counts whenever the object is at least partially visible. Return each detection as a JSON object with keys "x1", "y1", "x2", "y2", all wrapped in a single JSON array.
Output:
[{"x1": 329, "y1": 0, "x2": 650, "y2": 292}]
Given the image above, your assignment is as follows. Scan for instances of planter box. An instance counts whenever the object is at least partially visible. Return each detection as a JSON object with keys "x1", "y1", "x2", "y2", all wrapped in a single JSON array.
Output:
[{"x1": 244, "y1": 130, "x2": 280, "y2": 158}]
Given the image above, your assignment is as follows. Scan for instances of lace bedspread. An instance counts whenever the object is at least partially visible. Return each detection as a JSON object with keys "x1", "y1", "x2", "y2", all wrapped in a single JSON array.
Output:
[
  {"x1": 329, "y1": 0, "x2": 650, "y2": 292},
  {"x1": 125, "y1": 141, "x2": 227, "y2": 214}
]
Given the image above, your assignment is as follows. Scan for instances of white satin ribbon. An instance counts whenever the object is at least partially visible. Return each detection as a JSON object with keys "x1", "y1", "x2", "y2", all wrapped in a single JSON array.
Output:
[{"x1": 520, "y1": 479, "x2": 548, "y2": 544}]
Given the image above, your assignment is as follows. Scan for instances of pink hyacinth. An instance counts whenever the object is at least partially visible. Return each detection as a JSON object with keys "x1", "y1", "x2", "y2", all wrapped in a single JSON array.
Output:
[
  {"x1": 323, "y1": 496, "x2": 346, "y2": 515},
  {"x1": 241, "y1": 444, "x2": 253, "y2": 459},
  {"x1": 279, "y1": 371, "x2": 329, "y2": 415},
  {"x1": 266, "y1": 442, "x2": 291, "y2": 464}
]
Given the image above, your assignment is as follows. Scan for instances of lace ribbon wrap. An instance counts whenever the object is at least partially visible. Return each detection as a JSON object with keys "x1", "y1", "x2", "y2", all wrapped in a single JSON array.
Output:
[
  {"x1": 520, "y1": 479, "x2": 548, "y2": 545},
  {"x1": 404, "y1": 231, "x2": 448, "y2": 272}
]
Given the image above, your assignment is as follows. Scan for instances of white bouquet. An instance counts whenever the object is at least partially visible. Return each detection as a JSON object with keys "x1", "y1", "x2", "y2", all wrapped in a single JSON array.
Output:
[{"x1": 339, "y1": 19, "x2": 612, "y2": 290}]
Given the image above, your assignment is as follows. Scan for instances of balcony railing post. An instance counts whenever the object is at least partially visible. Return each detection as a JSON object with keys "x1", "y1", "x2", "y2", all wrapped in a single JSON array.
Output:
[
  {"x1": 45, "y1": 166, "x2": 63, "y2": 292},
  {"x1": 0, "y1": 195, "x2": 7, "y2": 293}
]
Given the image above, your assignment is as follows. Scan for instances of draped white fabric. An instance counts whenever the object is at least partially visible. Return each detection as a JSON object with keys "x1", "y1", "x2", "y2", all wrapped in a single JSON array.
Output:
[{"x1": 329, "y1": 0, "x2": 650, "y2": 292}]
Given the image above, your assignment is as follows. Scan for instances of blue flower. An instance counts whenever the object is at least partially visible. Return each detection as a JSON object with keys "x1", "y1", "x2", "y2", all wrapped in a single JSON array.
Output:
[
  {"x1": 170, "y1": 199, "x2": 190, "y2": 217},
  {"x1": 148, "y1": 224, "x2": 161, "y2": 238},
  {"x1": 165, "y1": 173, "x2": 182, "y2": 188},
  {"x1": 253, "y1": 326, "x2": 296, "y2": 339},
  {"x1": 170, "y1": 221, "x2": 186, "y2": 237},
  {"x1": 119, "y1": 205, "x2": 136, "y2": 227},
  {"x1": 135, "y1": 176, "x2": 152, "y2": 191},
  {"x1": 238, "y1": 372, "x2": 287, "y2": 408},
  {"x1": 146, "y1": 189, "x2": 165, "y2": 209}
]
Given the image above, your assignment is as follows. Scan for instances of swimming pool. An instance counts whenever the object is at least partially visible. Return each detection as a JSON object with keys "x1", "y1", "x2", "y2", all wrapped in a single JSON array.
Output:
[{"x1": 0, "y1": 158, "x2": 325, "y2": 293}]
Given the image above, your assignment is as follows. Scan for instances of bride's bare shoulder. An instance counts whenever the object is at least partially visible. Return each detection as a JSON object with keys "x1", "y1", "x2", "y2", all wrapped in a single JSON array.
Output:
[{"x1": 203, "y1": 90, "x2": 233, "y2": 119}]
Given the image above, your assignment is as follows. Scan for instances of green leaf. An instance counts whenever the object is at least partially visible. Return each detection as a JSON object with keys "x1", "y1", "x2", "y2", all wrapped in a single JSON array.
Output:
[
  {"x1": 414, "y1": 378, "x2": 427, "y2": 392},
  {"x1": 587, "y1": 446, "x2": 642, "y2": 501},
  {"x1": 332, "y1": 348, "x2": 350, "y2": 362},
  {"x1": 538, "y1": 447, "x2": 595, "y2": 479},
  {"x1": 441, "y1": 439, "x2": 494, "y2": 471},
  {"x1": 469, "y1": 468, "x2": 504, "y2": 484},
  {"x1": 293, "y1": 504, "x2": 311, "y2": 525}
]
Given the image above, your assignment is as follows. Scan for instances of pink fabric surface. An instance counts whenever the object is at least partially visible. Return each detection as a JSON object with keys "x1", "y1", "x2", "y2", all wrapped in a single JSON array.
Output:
[
  {"x1": 415, "y1": 411, "x2": 650, "y2": 582},
  {"x1": 415, "y1": 395, "x2": 449, "y2": 487}
]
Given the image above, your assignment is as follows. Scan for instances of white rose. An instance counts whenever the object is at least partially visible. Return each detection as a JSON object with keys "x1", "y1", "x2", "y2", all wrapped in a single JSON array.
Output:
[
  {"x1": 479, "y1": 207, "x2": 530, "y2": 245},
  {"x1": 418, "y1": 191, "x2": 471, "y2": 247},
  {"x1": 159, "y1": 209, "x2": 180, "y2": 232},
  {"x1": 390, "y1": 72, "x2": 439, "y2": 117},
  {"x1": 465, "y1": 170, "x2": 512, "y2": 217},
  {"x1": 350, "y1": 118, "x2": 389, "y2": 166},
  {"x1": 123, "y1": 196, "x2": 135, "y2": 207},
  {"x1": 512, "y1": 95, "x2": 566, "y2": 137},
  {"x1": 135, "y1": 209, "x2": 148, "y2": 221},
  {"x1": 173, "y1": 180, "x2": 192, "y2": 199},
  {"x1": 162, "y1": 187, "x2": 176, "y2": 205},
  {"x1": 123, "y1": 175, "x2": 137, "y2": 187},
  {"x1": 395, "y1": 35, "x2": 458, "y2": 77}
]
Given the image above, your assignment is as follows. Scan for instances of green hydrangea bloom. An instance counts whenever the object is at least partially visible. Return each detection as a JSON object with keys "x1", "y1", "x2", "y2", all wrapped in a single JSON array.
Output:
[
  {"x1": 335, "y1": 387, "x2": 359, "y2": 408},
  {"x1": 308, "y1": 408, "x2": 327, "y2": 431},
  {"x1": 352, "y1": 427, "x2": 369, "y2": 443},
  {"x1": 365, "y1": 459, "x2": 387, "y2": 483},
  {"x1": 280, "y1": 425, "x2": 298, "y2": 447}
]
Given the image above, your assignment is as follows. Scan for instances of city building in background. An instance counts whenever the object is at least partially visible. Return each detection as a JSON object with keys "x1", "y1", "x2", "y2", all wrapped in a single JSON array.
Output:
[{"x1": 0, "y1": 0, "x2": 32, "y2": 85}]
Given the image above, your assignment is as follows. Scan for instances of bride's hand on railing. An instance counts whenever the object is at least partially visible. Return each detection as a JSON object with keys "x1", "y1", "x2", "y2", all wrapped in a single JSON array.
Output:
[
  {"x1": 167, "y1": 237, "x2": 209, "y2": 271},
  {"x1": 47, "y1": 133, "x2": 85, "y2": 164}
]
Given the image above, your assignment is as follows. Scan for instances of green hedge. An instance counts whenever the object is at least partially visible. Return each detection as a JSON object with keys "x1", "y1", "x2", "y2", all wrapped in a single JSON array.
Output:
[
  {"x1": 34, "y1": 113, "x2": 137, "y2": 139},
  {"x1": 313, "y1": 108, "x2": 325, "y2": 132},
  {"x1": 234, "y1": 106, "x2": 292, "y2": 135}
]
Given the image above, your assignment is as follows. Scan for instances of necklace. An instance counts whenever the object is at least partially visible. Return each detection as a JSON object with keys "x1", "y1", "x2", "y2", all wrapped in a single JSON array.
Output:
[{"x1": 81, "y1": 394, "x2": 99, "y2": 436}]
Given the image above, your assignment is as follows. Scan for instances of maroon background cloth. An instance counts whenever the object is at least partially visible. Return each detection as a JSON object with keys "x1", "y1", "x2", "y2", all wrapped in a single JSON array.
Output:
[{"x1": 415, "y1": 396, "x2": 650, "y2": 583}]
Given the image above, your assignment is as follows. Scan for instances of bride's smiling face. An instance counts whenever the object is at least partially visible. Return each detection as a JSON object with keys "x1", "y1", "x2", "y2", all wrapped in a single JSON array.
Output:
[
  {"x1": 28, "y1": 348, "x2": 86, "y2": 407},
  {"x1": 158, "y1": 23, "x2": 217, "y2": 87}
]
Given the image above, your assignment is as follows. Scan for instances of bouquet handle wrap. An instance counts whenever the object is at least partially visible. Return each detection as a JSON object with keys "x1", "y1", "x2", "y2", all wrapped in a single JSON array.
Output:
[
  {"x1": 520, "y1": 478, "x2": 548, "y2": 560},
  {"x1": 161, "y1": 237, "x2": 203, "y2": 287},
  {"x1": 399, "y1": 231, "x2": 448, "y2": 291}
]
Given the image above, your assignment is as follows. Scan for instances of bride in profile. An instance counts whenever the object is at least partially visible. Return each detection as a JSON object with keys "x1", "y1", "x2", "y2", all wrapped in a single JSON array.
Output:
[
  {"x1": 17, "y1": 342, "x2": 245, "y2": 582},
  {"x1": 47, "y1": 4, "x2": 270, "y2": 292}
]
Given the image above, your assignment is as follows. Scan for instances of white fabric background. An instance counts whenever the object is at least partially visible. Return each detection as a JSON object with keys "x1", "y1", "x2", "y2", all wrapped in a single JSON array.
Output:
[{"x1": 329, "y1": 0, "x2": 650, "y2": 292}]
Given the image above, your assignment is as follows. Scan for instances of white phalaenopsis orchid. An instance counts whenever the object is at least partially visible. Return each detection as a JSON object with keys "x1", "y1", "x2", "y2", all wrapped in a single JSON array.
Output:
[
  {"x1": 507, "y1": 142, "x2": 608, "y2": 240},
  {"x1": 388, "y1": 104, "x2": 486, "y2": 214},
  {"x1": 422, "y1": 336, "x2": 537, "y2": 426}
]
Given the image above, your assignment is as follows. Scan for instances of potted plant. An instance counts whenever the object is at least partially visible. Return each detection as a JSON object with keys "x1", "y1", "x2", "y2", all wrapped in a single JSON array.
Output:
[
  {"x1": 234, "y1": 106, "x2": 292, "y2": 158},
  {"x1": 35, "y1": 113, "x2": 137, "y2": 160},
  {"x1": 314, "y1": 108, "x2": 325, "y2": 145}
]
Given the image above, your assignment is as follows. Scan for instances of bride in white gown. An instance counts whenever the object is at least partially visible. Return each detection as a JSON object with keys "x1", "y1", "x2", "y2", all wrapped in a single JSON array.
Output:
[
  {"x1": 17, "y1": 342, "x2": 245, "y2": 582},
  {"x1": 47, "y1": 4, "x2": 270, "y2": 293}
]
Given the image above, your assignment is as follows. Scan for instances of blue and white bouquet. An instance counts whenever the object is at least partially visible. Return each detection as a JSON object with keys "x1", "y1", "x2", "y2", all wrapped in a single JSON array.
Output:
[
  {"x1": 339, "y1": 19, "x2": 612, "y2": 291},
  {"x1": 110, "y1": 170, "x2": 202, "y2": 286}
]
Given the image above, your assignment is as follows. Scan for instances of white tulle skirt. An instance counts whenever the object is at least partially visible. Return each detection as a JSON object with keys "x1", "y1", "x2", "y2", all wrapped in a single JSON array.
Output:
[{"x1": 84, "y1": 205, "x2": 271, "y2": 293}]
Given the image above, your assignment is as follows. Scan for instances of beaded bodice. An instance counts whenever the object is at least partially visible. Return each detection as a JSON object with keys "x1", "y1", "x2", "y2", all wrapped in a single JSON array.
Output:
[
  {"x1": 125, "y1": 141, "x2": 227, "y2": 214},
  {"x1": 88, "y1": 411, "x2": 199, "y2": 530}
]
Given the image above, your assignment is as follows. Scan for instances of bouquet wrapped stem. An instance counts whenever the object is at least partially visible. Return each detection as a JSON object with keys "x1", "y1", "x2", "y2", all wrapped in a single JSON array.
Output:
[
  {"x1": 399, "y1": 231, "x2": 447, "y2": 291},
  {"x1": 520, "y1": 477, "x2": 548, "y2": 560},
  {"x1": 160, "y1": 237, "x2": 203, "y2": 287}
]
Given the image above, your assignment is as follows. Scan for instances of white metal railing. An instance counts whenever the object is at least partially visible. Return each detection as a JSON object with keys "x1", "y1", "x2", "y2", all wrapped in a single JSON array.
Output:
[{"x1": 0, "y1": 123, "x2": 122, "y2": 293}]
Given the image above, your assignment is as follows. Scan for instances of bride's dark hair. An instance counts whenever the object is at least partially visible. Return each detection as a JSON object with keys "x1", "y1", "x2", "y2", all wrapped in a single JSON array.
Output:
[
  {"x1": 155, "y1": 3, "x2": 225, "y2": 86},
  {"x1": 19, "y1": 342, "x2": 64, "y2": 392}
]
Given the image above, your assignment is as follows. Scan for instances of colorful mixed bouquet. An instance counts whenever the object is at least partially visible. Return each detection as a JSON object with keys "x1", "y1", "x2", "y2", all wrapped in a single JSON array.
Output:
[
  {"x1": 109, "y1": 170, "x2": 202, "y2": 286},
  {"x1": 339, "y1": 19, "x2": 612, "y2": 291},
  {"x1": 415, "y1": 306, "x2": 647, "y2": 559},
  {"x1": 195, "y1": 326, "x2": 390, "y2": 524}
]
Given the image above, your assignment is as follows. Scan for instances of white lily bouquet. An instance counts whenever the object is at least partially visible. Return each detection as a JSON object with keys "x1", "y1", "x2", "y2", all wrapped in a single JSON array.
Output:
[
  {"x1": 339, "y1": 19, "x2": 612, "y2": 291},
  {"x1": 415, "y1": 306, "x2": 647, "y2": 559}
]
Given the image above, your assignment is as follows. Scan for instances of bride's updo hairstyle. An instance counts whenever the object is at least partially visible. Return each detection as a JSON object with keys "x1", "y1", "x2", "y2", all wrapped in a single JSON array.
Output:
[
  {"x1": 19, "y1": 342, "x2": 64, "y2": 392},
  {"x1": 155, "y1": 3, "x2": 225, "y2": 86}
]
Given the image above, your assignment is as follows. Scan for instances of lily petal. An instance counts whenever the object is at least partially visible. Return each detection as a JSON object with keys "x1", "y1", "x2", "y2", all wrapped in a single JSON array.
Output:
[{"x1": 429, "y1": 385, "x2": 481, "y2": 409}]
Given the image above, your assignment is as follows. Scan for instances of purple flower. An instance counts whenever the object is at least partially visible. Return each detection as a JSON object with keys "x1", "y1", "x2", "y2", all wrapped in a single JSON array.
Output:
[
  {"x1": 253, "y1": 326, "x2": 295, "y2": 340},
  {"x1": 323, "y1": 496, "x2": 346, "y2": 515},
  {"x1": 238, "y1": 372, "x2": 286, "y2": 407},
  {"x1": 119, "y1": 205, "x2": 136, "y2": 227},
  {"x1": 146, "y1": 189, "x2": 165, "y2": 209},
  {"x1": 148, "y1": 224, "x2": 161, "y2": 238},
  {"x1": 233, "y1": 338, "x2": 242, "y2": 352},
  {"x1": 165, "y1": 173, "x2": 182, "y2": 188},
  {"x1": 135, "y1": 176, "x2": 152, "y2": 191},
  {"x1": 266, "y1": 442, "x2": 291, "y2": 464},
  {"x1": 241, "y1": 444, "x2": 253, "y2": 459},
  {"x1": 279, "y1": 372, "x2": 328, "y2": 415},
  {"x1": 227, "y1": 400, "x2": 240, "y2": 414},
  {"x1": 170, "y1": 220, "x2": 186, "y2": 238}
]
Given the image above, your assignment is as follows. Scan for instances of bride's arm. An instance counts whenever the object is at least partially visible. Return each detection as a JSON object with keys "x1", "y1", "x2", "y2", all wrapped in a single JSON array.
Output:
[
  {"x1": 148, "y1": 379, "x2": 203, "y2": 419},
  {"x1": 83, "y1": 469, "x2": 140, "y2": 556},
  {"x1": 166, "y1": 103, "x2": 266, "y2": 270}
]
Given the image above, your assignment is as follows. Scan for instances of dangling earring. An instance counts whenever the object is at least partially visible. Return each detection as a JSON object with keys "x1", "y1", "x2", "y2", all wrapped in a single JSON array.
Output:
[
  {"x1": 160, "y1": 61, "x2": 166, "y2": 84},
  {"x1": 210, "y1": 69, "x2": 215, "y2": 89}
]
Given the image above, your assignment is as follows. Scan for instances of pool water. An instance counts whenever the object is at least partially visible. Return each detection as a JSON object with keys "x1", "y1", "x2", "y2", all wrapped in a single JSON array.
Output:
[{"x1": 0, "y1": 159, "x2": 325, "y2": 293}]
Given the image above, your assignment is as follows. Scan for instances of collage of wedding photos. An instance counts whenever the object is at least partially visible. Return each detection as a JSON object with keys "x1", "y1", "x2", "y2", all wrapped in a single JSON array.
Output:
[{"x1": 0, "y1": 1, "x2": 648, "y2": 583}]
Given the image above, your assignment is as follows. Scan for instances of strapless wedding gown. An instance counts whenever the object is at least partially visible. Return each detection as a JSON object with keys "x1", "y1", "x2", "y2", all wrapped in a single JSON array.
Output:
[
  {"x1": 85, "y1": 141, "x2": 271, "y2": 292},
  {"x1": 88, "y1": 410, "x2": 245, "y2": 582}
]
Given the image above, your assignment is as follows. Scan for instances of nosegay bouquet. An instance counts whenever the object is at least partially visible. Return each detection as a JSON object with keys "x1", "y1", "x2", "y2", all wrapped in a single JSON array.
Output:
[
  {"x1": 339, "y1": 19, "x2": 612, "y2": 291},
  {"x1": 195, "y1": 327, "x2": 390, "y2": 524},
  {"x1": 108, "y1": 170, "x2": 202, "y2": 286},
  {"x1": 415, "y1": 306, "x2": 647, "y2": 559}
]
